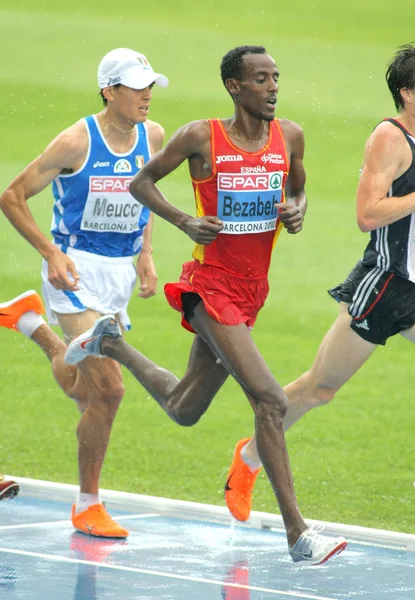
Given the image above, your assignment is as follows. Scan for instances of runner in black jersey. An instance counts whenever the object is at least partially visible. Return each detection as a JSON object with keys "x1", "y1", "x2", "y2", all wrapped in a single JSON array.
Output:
[{"x1": 224, "y1": 43, "x2": 415, "y2": 523}]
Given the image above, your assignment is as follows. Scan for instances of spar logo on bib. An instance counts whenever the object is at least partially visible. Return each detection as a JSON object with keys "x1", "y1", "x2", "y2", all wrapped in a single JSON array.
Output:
[
  {"x1": 114, "y1": 159, "x2": 132, "y2": 173},
  {"x1": 270, "y1": 172, "x2": 282, "y2": 189},
  {"x1": 81, "y1": 176, "x2": 143, "y2": 234},
  {"x1": 217, "y1": 171, "x2": 284, "y2": 235}
]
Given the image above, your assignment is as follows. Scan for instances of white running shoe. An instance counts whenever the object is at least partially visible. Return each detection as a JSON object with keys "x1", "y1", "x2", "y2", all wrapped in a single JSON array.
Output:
[
  {"x1": 289, "y1": 526, "x2": 347, "y2": 566},
  {"x1": 64, "y1": 315, "x2": 122, "y2": 365}
]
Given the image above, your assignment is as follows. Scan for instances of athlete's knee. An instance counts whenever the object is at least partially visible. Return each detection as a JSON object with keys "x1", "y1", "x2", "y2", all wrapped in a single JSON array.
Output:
[
  {"x1": 71, "y1": 391, "x2": 89, "y2": 414},
  {"x1": 173, "y1": 408, "x2": 201, "y2": 427},
  {"x1": 165, "y1": 395, "x2": 202, "y2": 427},
  {"x1": 69, "y1": 369, "x2": 125, "y2": 411},
  {"x1": 254, "y1": 385, "x2": 288, "y2": 421},
  {"x1": 86, "y1": 369, "x2": 125, "y2": 410},
  {"x1": 98, "y1": 380, "x2": 125, "y2": 407}
]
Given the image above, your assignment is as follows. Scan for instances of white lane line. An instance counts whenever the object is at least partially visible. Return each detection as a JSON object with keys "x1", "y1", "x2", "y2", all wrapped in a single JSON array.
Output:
[
  {"x1": 0, "y1": 547, "x2": 336, "y2": 600},
  {"x1": 0, "y1": 513, "x2": 159, "y2": 531}
]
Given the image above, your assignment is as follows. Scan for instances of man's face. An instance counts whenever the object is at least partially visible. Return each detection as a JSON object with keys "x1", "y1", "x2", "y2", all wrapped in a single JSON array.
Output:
[
  {"x1": 232, "y1": 54, "x2": 279, "y2": 122},
  {"x1": 107, "y1": 83, "x2": 154, "y2": 123}
]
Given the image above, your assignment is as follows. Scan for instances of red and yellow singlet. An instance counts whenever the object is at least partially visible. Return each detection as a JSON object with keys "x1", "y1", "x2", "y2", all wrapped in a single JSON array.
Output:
[
  {"x1": 165, "y1": 118, "x2": 290, "y2": 331},
  {"x1": 192, "y1": 119, "x2": 289, "y2": 278}
]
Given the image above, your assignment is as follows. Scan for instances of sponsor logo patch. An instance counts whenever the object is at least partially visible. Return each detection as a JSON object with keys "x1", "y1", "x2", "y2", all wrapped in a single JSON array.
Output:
[
  {"x1": 81, "y1": 176, "x2": 142, "y2": 234},
  {"x1": 135, "y1": 155, "x2": 145, "y2": 169},
  {"x1": 354, "y1": 319, "x2": 370, "y2": 330},
  {"x1": 217, "y1": 171, "x2": 284, "y2": 235},
  {"x1": 261, "y1": 153, "x2": 285, "y2": 165},
  {"x1": 218, "y1": 172, "x2": 282, "y2": 191},
  {"x1": 90, "y1": 177, "x2": 133, "y2": 193},
  {"x1": 114, "y1": 159, "x2": 132, "y2": 173},
  {"x1": 216, "y1": 154, "x2": 244, "y2": 165},
  {"x1": 107, "y1": 76, "x2": 121, "y2": 86}
]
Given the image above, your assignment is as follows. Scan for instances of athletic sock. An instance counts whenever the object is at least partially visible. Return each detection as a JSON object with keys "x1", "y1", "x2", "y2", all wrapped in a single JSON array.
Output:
[
  {"x1": 75, "y1": 492, "x2": 101, "y2": 513},
  {"x1": 17, "y1": 311, "x2": 46, "y2": 338},
  {"x1": 240, "y1": 442, "x2": 262, "y2": 471}
]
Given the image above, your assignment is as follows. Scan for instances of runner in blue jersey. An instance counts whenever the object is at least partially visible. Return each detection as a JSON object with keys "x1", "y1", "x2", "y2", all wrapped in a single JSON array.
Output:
[{"x1": 0, "y1": 48, "x2": 168, "y2": 538}]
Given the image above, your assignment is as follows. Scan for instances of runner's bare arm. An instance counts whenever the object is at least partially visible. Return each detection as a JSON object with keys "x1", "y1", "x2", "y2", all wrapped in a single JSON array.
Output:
[
  {"x1": 357, "y1": 122, "x2": 415, "y2": 231},
  {"x1": 130, "y1": 120, "x2": 223, "y2": 244},
  {"x1": 0, "y1": 121, "x2": 88, "y2": 290},
  {"x1": 278, "y1": 120, "x2": 306, "y2": 234},
  {"x1": 134, "y1": 120, "x2": 165, "y2": 298},
  {"x1": 141, "y1": 121, "x2": 165, "y2": 253},
  {"x1": 142, "y1": 119, "x2": 165, "y2": 253},
  {"x1": 147, "y1": 120, "x2": 165, "y2": 157}
]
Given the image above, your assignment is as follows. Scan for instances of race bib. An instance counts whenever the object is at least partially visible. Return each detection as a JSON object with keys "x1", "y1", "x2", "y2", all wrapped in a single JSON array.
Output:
[
  {"x1": 81, "y1": 176, "x2": 143, "y2": 234},
  {"x1": 217, "y1": 172, "x2": 283, "y2": 234}
]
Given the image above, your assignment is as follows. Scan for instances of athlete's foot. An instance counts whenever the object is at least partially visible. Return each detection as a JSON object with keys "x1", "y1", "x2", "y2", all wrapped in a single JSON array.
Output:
[
  {"x1": 64, "y1": 315, "x2": 122, "y2": 365},
  {"x1": 225, "y1": 437, "x2": 261, "y2": 522},
  {"x1": 289, "y1": 526, "x2": 347, "y2": 566},
  {"x1": 0, "y1": 290, "x2": 44, "y2": 331},
  {"x1": 71, "y1": 504, "x2": 129, "y2": 538},
  {"x1": 0, "y1": 477, "x2": 20, "y2": 500}
]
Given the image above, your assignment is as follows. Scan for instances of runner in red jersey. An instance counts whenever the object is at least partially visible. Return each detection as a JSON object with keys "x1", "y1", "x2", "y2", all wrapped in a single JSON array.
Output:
[
  {"x1": 64, "y1": 46, "x2": 347, "y2": 565},
  {"x1": 164, "y1": 118, "x2": 288, "y2": 332}
]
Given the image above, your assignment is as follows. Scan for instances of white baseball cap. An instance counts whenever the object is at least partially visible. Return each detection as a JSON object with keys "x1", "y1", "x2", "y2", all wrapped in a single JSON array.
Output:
[{"x1": 98, "y1": 48, "x2": 169, "y2": 90}]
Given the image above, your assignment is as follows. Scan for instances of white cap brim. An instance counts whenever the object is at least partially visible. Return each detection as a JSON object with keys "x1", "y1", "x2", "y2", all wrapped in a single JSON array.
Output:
[{"x1": 119, "y1": 69, "x2": 169, "y2": 90}]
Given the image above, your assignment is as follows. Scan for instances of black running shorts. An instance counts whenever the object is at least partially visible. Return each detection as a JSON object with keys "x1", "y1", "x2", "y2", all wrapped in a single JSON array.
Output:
[{"x1": 328, "y1": 261, "x2": 415, "y2": 345}]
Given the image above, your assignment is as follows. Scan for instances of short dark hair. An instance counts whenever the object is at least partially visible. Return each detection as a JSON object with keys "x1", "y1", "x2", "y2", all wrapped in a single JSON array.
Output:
[
  {"x1": 99, "y1": 83, "x2": 122, "y2": 106},
  {"x1": 220, "y1": 45, "x2": 267, "y2": 86},
  {"x1": 385, "y1": 43, "x2": 415, "y2": 111}
]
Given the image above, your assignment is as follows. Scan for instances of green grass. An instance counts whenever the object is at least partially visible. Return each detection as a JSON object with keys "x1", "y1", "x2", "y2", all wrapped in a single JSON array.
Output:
[{"x1": 1, "y1": 0, "x2": 415, "y2": 534}]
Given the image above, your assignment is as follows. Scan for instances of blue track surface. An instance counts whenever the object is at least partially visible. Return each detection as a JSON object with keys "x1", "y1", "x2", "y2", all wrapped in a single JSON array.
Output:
[{"x1": 1, "y1": 495, "x2": 415, "y2": 599}]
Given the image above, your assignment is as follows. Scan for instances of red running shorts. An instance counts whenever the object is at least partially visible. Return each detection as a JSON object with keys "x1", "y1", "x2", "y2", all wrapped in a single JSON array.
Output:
[{"x1": 164, "y1": 260, "x2": 269, "y2": 333}]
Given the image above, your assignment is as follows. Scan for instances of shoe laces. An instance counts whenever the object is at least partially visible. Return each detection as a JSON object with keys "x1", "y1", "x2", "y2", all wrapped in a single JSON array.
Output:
[
  {"x1": 87, "y1": 504, "x2": 116, "y2": 524},
  {"x1": 304, "y1": 524, "x2": 325, "y2": 537},
  {"x1": 297, "y1": 524, "x2": 327, "y2": 547}
]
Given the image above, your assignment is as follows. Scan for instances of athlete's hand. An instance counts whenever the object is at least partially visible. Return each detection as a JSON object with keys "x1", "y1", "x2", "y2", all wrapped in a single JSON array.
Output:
[
  {"x1": 183, "y1": 216, "x2": 223, "y2": 244},
  {"x1": 277, "y1": 204, "x2": 303, "y2": 234},
  {"x1": 136, "y1": 250, "x2": 157, "y2": 298},
  {"x1": 47, "y1": 250, "x2": 80, "y2": 291}
]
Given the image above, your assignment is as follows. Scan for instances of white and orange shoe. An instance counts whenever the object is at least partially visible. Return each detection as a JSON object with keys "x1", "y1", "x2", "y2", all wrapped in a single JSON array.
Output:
[
  {"x1": 0, "y1": 290, "x2": 44, "y2": 331},
  {"x1": 289, "y1": 526, "x2": 347, "y2": 565},
  {"x1": 64, "y1": 315, "x2": 122, "y2": 365}
]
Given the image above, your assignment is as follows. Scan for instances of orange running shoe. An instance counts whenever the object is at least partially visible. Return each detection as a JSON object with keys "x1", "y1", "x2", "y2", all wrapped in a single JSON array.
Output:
[
  {"x1": 0, "y1": 290, "x2": 44, "y2": 331},
  {"x1": 71, "y1": 504, "x2": 129, "y2": 539},
  {"x1": 224, "y1": 437, "x2": 261, "y2": 522}
]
